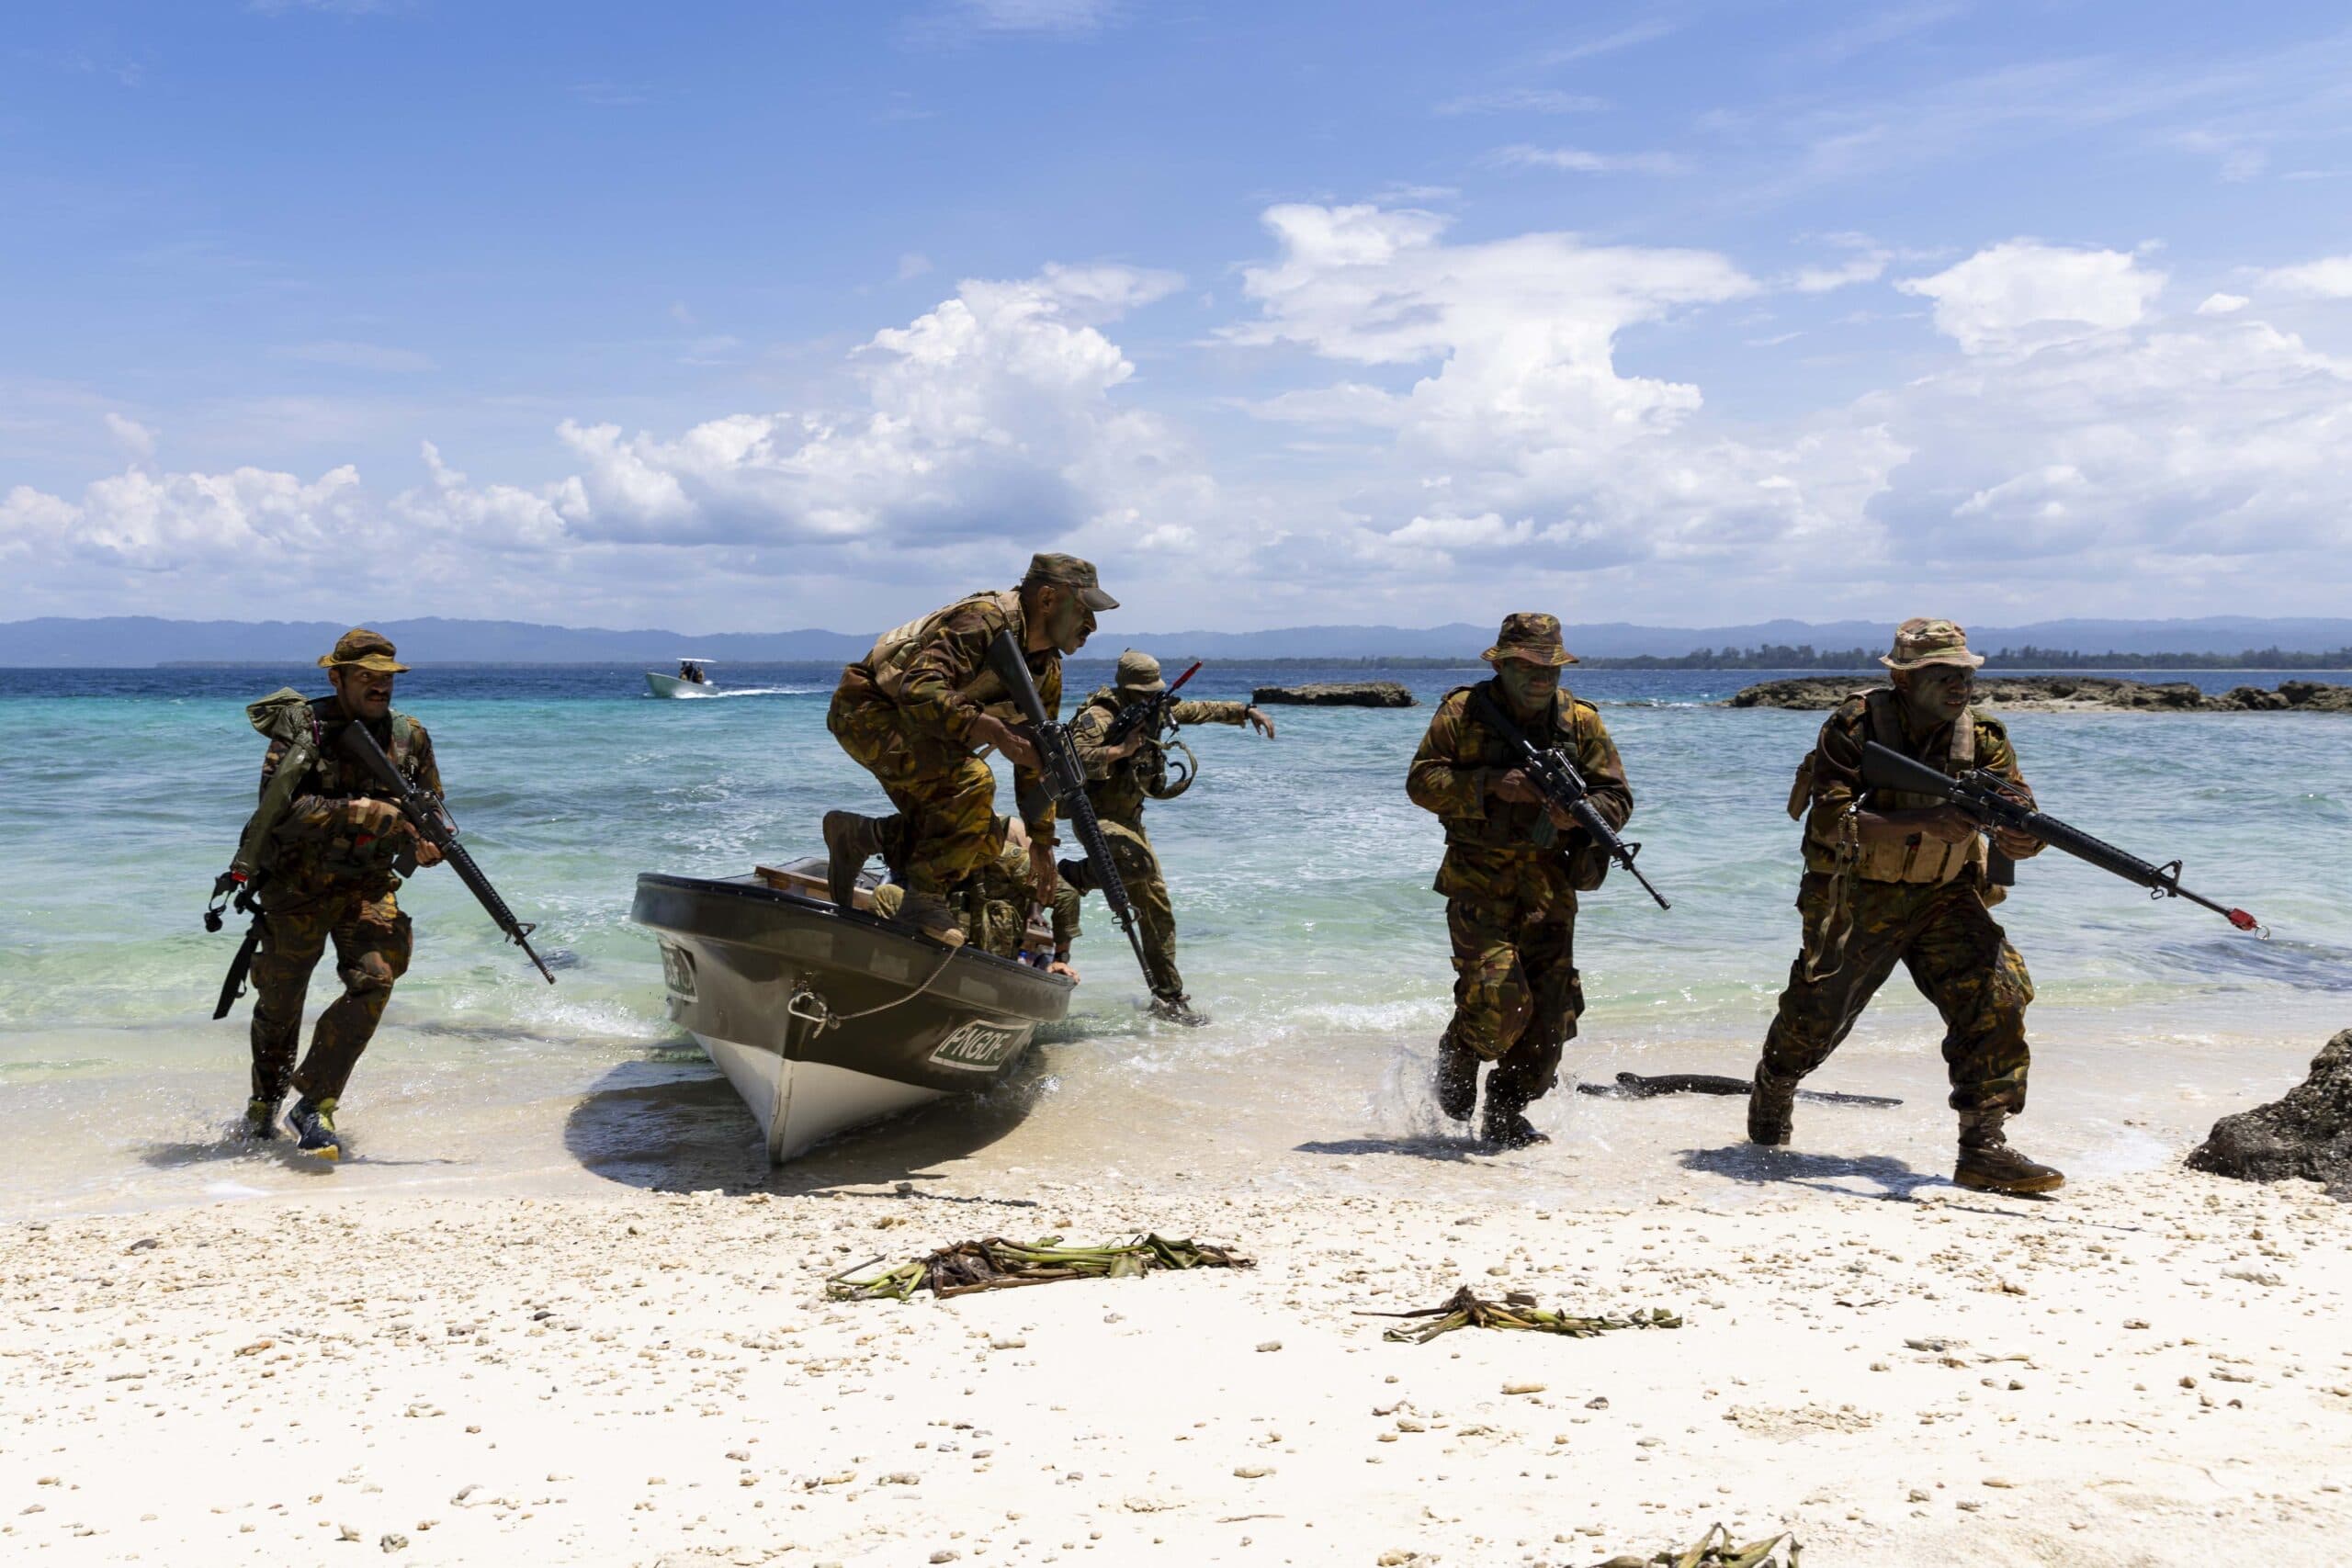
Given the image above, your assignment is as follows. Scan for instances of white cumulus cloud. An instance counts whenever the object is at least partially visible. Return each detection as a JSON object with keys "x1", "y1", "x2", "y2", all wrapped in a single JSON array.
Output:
[
  {"x1": 1898, "y1": 241, "x2": 2165, "y2": 355},
  {"x1": 2259, "y1": 254, "x2": 2352, "y2": 299}
]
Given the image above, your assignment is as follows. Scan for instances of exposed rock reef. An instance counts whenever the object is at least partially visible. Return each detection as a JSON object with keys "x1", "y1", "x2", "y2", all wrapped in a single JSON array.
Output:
[
  {"x1": 1729, "y1": 676, "x2": 2352, "y2": 713},
  {"x1": 2188, "y1": 1028, "x2": 2352, "y2": 1200},
  {"x1": 1251, "y1": 681, "x2": 1417, "y2": 707}
]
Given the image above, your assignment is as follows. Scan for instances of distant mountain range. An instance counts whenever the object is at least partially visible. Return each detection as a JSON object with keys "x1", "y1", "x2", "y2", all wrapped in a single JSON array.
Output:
[{"x1": 6, "y1": 614, "x2": 2352, "y2": 667}]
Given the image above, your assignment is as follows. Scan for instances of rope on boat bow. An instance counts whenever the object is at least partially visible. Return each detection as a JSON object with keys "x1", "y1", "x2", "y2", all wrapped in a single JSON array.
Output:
[{"x1": 785, "y1": 944, "x2": 962, "y2": 1035}]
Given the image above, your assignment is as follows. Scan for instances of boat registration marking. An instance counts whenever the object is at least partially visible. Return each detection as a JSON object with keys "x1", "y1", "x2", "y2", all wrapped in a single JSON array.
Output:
[
  {"x1": 928, "y1": 1018, "x2": 1032, "y2": 1073},
  {"x1": 659, "y1": 942, "x2": 698, "y2": 1000}
]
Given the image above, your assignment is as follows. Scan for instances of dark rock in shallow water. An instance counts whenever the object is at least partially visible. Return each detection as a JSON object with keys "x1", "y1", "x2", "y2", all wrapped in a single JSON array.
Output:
[
  {"x1": 2186, "y1": 1028, "x2": 2352, "y2": 1200},
  {"x1": 1251, "y1": 681, "x2": 1416, "y2": 707}
]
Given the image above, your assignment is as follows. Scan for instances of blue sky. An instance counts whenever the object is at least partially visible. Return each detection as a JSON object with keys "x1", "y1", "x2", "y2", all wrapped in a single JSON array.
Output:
[{"x1": 6, "y1": 0, "x2": 2351, "y2": 632}]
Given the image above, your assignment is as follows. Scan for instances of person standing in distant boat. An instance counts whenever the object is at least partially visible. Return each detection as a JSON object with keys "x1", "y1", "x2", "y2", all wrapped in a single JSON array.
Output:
[
  {"x1": 1057, "y1": 649, "x2": 1275, "y2": 1026},
  {"x1": 241, "y1": 628, "x2": 447, "y2": 1159},
  {"x1": 1406, "y1": 614, "x2": 1634, "y2": 1147},
  {"x1": 1745, "y1": 618, "x2": 2061, "y2": 1196},
  {"x1": 822, "y1": 553, "x2": 1116, "y2": 946}
]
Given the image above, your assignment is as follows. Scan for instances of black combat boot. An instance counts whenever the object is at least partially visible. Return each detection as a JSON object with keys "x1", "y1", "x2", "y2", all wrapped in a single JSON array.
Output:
[
  {"x1": 894, "y1": 891, "x2": 967, "y2": 948},
  {"x1": 1954, "y1": 1108, "x2": 2064, "y2": 1195},
  {"x1": 1478, "y1": 1072, "x2": 1551, "y2": 1148},
  {"x1": 286, "y1": 1097, "x2": 342, "y2": 1161},
  {"x1": 1433, "y1": 1034, "x2": 1480, "y2": 1122},
  {"x1": 1747, "y1": 1064, "x2": 1799, "y2": 1146},
  {"x1": 823, "y1": 811, "x2": 887, "y2": 910},
  {"x1": 1149, "y1": 991, "x2": 1208, "y2": 1027}
]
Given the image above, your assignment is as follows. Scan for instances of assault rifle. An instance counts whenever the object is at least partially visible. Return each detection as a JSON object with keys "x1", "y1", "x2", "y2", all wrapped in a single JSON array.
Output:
[
  {"x1": 1467, "y1": 688, "x2": 1668, "y2": 909},
  {"x1": 339, "y1": 722, "x2": 559, "y2": 982},
  {"x1": 1859, "y1": 741, "x2": 2262, "y2": 933},
  {"x1": 985, "y1": 630, "x2": 1155, "y2": 984},
  {"x1": 1102, "y1": 660, "x2": 1204, "y2": 749}
]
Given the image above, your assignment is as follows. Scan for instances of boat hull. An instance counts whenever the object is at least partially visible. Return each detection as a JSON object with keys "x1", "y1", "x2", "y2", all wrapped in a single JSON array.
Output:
[
  {"x1": 629, "y1": 871, "x2": 1073, "y2": 1161},
  {"x1": 644, "y1": 671, "x2": 712, "y2": 698}
]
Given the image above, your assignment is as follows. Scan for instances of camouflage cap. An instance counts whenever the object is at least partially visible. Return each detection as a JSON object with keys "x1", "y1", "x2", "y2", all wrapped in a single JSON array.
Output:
[
  {"x1": 1481, "y1": 611, "x2": 1578, "y2": 667},
  {"x1": 1023, "y1": 551, "x2": 1118, "y2": 612},
  {"x1": 316, "y1": 626, "x2": 410, "y2": 674},
  {"x1": 1880, "y1": 617, "x2": 1985, "y2": 671},
  {"x1": 1114, "y1": 649, "x2": 1165, "y2": 694}
]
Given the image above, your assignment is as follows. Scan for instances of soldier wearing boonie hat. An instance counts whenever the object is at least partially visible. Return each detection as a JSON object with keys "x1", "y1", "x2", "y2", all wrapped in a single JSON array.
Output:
[
  {"x1": 237, "y1": 627, "x2": 447, "y2": 1159},
  {"x1": 1057, "y1": 648, "x2": 1277, "y2": 1026},
  {"x1": 1406, "y1": 612, "x2": 1635, "y2": 1148},
  {"x1": 1746, "y1": 615, "x2": 2065, "y2": 1196},
  {"x1": 825, "y1": 553, "x2": 1119, "y2": 946}
]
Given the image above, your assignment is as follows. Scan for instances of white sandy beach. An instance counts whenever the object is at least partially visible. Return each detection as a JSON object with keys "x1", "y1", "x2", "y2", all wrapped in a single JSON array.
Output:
[{"x1": 5, "y1": 1145, "x2": 2348, "y2": 1566}]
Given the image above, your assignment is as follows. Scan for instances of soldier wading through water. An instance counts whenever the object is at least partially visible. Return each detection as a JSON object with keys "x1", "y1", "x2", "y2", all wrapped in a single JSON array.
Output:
[
  {"x1": 239, "y1": 629, "x2": 447, "y2": 1159},
  {"x1": 1060, "y1": 649, "x2": 1276, "y2": 1026},
  {"x1": 1407, "y1": 614, "x2": 1635, "y2": 1147},
  {"x1": 1747, "y1": 617, "x2": 2063, "y2": 1196},
  {"x1": 822, "y1": 552, "x2": 1116, "y2": 944}
]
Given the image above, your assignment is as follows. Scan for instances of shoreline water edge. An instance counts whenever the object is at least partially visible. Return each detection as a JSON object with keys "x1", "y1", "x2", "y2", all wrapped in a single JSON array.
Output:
[{"x1": 3, "y1": 661, "x2": 2349, "y2": 1563}]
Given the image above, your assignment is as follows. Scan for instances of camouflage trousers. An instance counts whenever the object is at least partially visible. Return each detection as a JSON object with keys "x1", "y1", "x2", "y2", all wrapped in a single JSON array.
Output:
[
  {"x1": 828, "y1": 688, "x2": 1005, "y2": 897},
  {"x1": 1762, "y1": 872, "x2": 2034, "y2": 1113},
  {"x1": 1061, "y1": 818, "x2": 1183, "y2": 998},
  {"x1": 1443, "y1": 892, "x2": 1584, "y2": 1111},
  {"x1": 248, "y1": 881, "x2": 413, "y2": 1105}
]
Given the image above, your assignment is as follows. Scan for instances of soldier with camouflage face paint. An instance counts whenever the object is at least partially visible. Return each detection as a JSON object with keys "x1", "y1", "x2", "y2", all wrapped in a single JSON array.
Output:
[
  {"x1": 243, "y1": 628, "x2": 448, "y2": 1159},
  {"x1": 1747, "y1": 617, "x2": 2064, "y2": 1196},
  {"x1": 1407, "y1": 614, "x2": 1634, "y2": 1147},
  {"x1": 1058, "y1": 649, "x2": 1277, "y2": 1026},
  {"x1": 824, "y1": 554, "x2": 1116, "y2": 947}
]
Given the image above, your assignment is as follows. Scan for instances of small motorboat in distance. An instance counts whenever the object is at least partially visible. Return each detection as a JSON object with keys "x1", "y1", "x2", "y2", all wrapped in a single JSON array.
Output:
[
  {"x1": 630, "y1": 856, "x2": 1074, "y2": 1161},
  {"x1": 645, "y1": 657, "x2": 717, "y2": 698}
]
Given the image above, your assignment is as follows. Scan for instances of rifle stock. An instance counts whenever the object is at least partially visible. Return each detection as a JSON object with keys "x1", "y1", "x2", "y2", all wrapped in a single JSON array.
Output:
[{"x1": 1857, "y1": 740, "x2": 2260, "y2": 933}]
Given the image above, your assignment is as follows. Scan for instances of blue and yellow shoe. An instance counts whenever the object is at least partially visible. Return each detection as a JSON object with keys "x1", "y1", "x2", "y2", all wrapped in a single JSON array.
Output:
[{"x1": 285, "y1": 1097, "x2": 342, "y2": 1161}]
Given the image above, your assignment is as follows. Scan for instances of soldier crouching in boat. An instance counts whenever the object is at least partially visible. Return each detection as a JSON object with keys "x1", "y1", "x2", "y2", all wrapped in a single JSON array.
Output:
[
  {"x1": 871, "y1": 816, "x2": 1083, "y2": 972},
  {"x1": 1746, "y1": 617, "x2": 2062, "y2": 1196},
  {"x1": 822, "y1": 553, "x2": 1116, "y2": 944},
  {"x1": 239, "y1": 629, "x2": 447, "y2": 1159},
  {"x1": 1406, "y1": 614, "x2": 1634, "y2": 1147},
  {"x1": 1057, "y1": 649, "x2": 1275, "y2": 1026}
]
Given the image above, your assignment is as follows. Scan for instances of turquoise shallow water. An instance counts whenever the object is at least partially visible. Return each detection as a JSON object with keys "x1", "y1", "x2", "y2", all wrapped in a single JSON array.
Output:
[{"x1": 3, "y1": 662, "x2": 2348, "y2": 1214}]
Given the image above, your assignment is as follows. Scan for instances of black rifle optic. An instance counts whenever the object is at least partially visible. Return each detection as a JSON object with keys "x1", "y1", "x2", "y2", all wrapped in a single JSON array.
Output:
[
  {"x1": 339, "y1": 722, "x2": 559, "y2": 982},
  {"x1": 985, "y1": 630, "x2": 1155, "y2": 984},
  {"x1": 1468, "y1": 687, "x2": 1668, "y2": 910},
  {"x1": 1102, "y1": 659, "x2": 1204, "y2": 749},
  {"x1": 1859, "y1": 740, "x2": 2262, "y2": 934}
]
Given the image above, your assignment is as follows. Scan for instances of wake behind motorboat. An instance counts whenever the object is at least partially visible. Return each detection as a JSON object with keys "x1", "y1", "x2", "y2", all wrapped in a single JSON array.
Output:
[
  {"x1": 629, "y1": 856, "x2": 1074, "y2": 1161},
  {"x1": 645, "y1": 657, "x2": 717, "y2": 697}
]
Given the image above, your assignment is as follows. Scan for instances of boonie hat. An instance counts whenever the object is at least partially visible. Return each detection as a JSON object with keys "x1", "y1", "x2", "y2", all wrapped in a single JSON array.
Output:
[
  {"x1": 1114, "y1": 649, "x2": 1166, "y2": 694},
  {"x1": 1879, "y1": 617, "x2": 1985, "y2": 671},
  {"x1": 1023, "y1": 552, "x2": 1119, "y2": 612},
  {"x1": 317, "y1": 627, "x2": 410, "y2": 674},
  {"x1": 1482, "y1": 612, "x2": 1577, "y2": 667}
]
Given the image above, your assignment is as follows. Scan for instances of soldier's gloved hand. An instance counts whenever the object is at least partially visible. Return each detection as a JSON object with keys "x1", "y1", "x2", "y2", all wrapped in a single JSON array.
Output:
[
  {"x1": 1990, "y1": 825, "x2": 2041, "y2": 859},
  {"x1": 1488, "y1": 769, "x2": 1542, "y2": 805},
  {"x1": 1105, "y1": 729, "x2": 1150, "y2": 761},
  {"x1": 1029, "y1": 839, "x2": 1059, "y2": 901},
  {"x1": 345, "y1": 798, "x2": 406, "y2": 838},
  {"x1": 413, "y1": 839, "x2": 446, "y2": 867}
]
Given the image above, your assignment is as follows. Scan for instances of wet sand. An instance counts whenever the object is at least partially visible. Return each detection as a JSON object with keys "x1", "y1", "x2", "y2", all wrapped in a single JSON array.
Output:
[{"x1": 4, "y1": 1043, "x2": 2350, "y2": 1566}]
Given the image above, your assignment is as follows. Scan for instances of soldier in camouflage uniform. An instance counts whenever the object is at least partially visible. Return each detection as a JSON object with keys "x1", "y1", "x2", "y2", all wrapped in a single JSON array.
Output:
[
  {"x1": 1406, "y1": 614, "x2": 1634, "y2": 1147},
  {"x1": 1059, "y1": 649, "x2": 1276, "y2": 1026},
  {"x1": 871, "y1": 815, "x2": 1083, "y2": 971},
  {"x1": 824, "y1": 553, "x2": 1117, "y2": 946},
  {"x1": 244, "y1": 629, "x2": 447, "y2": 1158},
  {"x1": 1747, "y1": 618, "x2": 2062, "y2": 1196}
]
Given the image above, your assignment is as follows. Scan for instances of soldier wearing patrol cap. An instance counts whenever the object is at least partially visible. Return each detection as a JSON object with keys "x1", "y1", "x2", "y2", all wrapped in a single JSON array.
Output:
[
  {"x1": 824, "y1": 554, "x2": 1116, "y2": 945},
  {"x1": 1407, "y1": 613, "x2": 1635, "y2": 1147},
  {"x1": 241, "y1": 628, "x2": 447, "y2": 1158},
  {"x1": 1059, "y1": 649, "x2": 1276, "y2": 1025},
  {"x1": 1747, "y1": 616, "x2": 2063, "y2": 1196}
]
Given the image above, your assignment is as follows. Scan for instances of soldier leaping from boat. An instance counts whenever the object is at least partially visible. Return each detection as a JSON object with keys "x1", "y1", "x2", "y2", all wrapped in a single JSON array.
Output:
[{"x1": 824, "y1": 553, "x2": 1116, "y2": 946}]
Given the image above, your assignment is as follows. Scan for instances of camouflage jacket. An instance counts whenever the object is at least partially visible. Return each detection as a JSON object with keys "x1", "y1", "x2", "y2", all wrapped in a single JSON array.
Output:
[
  {"x1": 838, "y1": 588, "x2": 1062, "y2": 835},
  {"x1": 1068, "y1": 687, "x2": 1251, "y2": 829},
  {"x1": 1797, "y1": 690, "x2": 2041, "y2": 877},
  {"x1": 1406, "y1": 680, "x2": 1633, "y2": 900},
  {"x1": 258, "y1": 695, "x2": 442, "y2": 891}
]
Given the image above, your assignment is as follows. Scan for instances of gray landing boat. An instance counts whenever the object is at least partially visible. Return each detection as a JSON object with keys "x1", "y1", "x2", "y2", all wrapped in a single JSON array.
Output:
[{"x1": 630, "y1": 857, "x2": 1074, "y2": 1162}]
